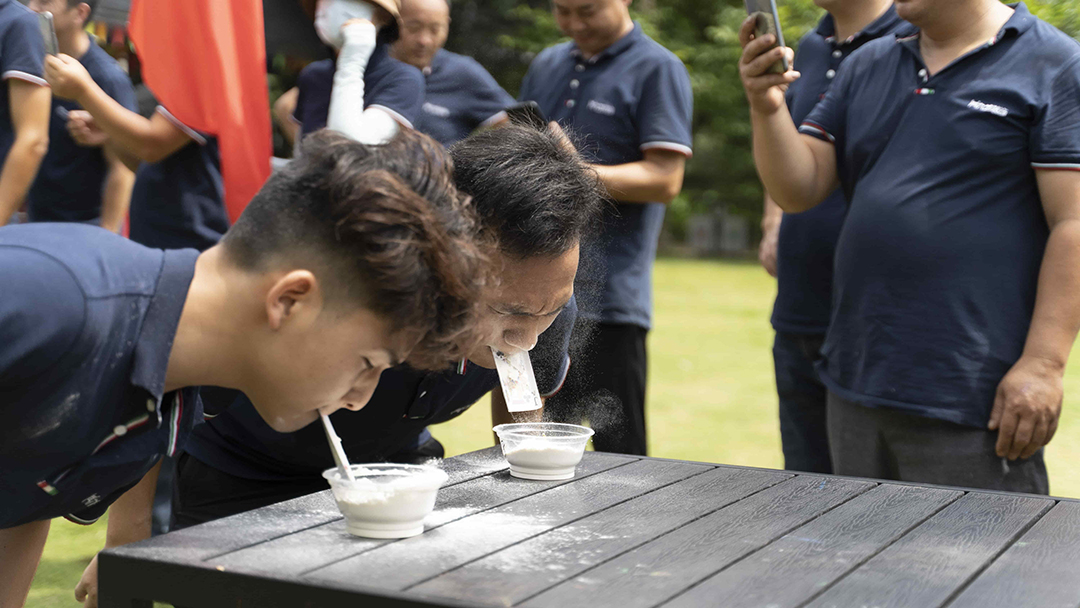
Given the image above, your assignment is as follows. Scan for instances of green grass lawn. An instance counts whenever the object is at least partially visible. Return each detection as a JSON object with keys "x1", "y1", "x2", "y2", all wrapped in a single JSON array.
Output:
[{"x1": 29, "y1": 257, "x2": 1080, "y2": 607}]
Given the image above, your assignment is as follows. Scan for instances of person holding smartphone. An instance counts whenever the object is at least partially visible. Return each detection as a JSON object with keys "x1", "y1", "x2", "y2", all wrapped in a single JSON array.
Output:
[
  {"x1": 27, "y1": 0, "x2": 136, "y2": 233},
  {"x1": 757, "y1": 0, "x2": 912, "y2": 475},
  {"x1": 740, "y1": 0, "x2": 1080, "y2": 492},
  {"x1": 520, "y1": 0, "x2": 693, "y2": 456},
  {"x1": 0, "y1": 0, "x2": 50, "y2": 226}
]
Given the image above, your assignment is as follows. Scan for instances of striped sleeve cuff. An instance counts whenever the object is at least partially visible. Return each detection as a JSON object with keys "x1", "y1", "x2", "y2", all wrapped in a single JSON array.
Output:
[
  {"x1": 798, "y1": 121, "x2": 836, "y2": 144},
  {"x1": 640, "y1": 141, "x2": 693, "y2": 157},
  {"x1": 1032, "y1": 161, "x2": 1080, "y2": 171},
  {"x1": 540, "y1": 354, "x2": 571, "y2": 398},
  {"x1": 157, "y1": 106, "x2": 208, "y2": 145},
  {"x1": 3, "y1": 70, "x2": 47, "y2": 87}
]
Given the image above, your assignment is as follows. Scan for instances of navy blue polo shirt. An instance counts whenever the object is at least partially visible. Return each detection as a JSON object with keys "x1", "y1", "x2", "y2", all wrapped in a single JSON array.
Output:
[
  {"x1": 28, "y1": 36, "x2": 137, "y2": 223},
  {"x1": 520, "y1": 23, "x2": 693, "y2": 330},
  {"x1": 183, "y1": 297, "x2": 577, "y2": 481},
  {"x1": 771, "y1": 7, "x2": 911, "y2": 335},
  {"x1": 0, "y1": 0, "x2": 46, "y2": 174},
  {"x1": 129, "y1": 106, "x2": 226, "y2": 251},
  {"x1": 0, "y1": 223, "x2": 203, "y2": 528},
  {"x1": 293, "y1": 43, "x2": 424, "y2": 139},
  {"x1": 799, "y1": 3, "x2": 1080, "y2": 427},
  {"x1": 415, "y1": 49, "x2": 514, "y2": 146}
]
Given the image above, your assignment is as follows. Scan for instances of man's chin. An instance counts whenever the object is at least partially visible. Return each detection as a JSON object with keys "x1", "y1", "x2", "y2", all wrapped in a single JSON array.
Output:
[
  {"x1": 467, "y1": 348, "x2": 497, "y2": 370},
  {"x1": 264, "y1": 409, "x2": 321, "y2": 433}
]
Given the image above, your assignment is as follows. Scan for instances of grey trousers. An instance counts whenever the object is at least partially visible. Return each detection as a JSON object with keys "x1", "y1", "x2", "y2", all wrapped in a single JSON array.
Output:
[{"x1": 827, "y1": 392, "x2": 1049, "y2": 495}]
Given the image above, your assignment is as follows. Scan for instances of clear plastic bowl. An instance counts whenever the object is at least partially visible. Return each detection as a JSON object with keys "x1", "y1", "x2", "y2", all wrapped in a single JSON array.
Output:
[
  {"x1": 493, "y1": 422, "x2": 594, "y2": 480},
  {"x1": 322, "y1": 463, "x2": 448, "y2": 539}
]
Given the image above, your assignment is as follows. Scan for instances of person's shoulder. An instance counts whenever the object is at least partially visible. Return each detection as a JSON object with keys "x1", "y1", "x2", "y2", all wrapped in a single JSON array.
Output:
[
  {"x1": 83, "y1": 42, "x2": 132, "y2": 92},
  {"x1": 634, "y1": 32, "x2": 690, "y2": 79},
  {"x1": 2, "y1": 0, "x2": 39, "y2": 29},
  {"x1": 439, "y1": 50, "x2": 499, "y2": 85},
  {"x1": 530, "y1": 41, "x2": 574, "y2": 69},
  {"x1": 387, "y1": 53, "x2": 425, "y2": 87},
  {"x1": 298, "y1": 58, "x2": 335, "y2": 84},
  {"x1": 1025, "y1": 14, "x2": 1080, "y2": 65},
  {"x1": 844, "y1": 34, "x2": 902, "y2": 69}
]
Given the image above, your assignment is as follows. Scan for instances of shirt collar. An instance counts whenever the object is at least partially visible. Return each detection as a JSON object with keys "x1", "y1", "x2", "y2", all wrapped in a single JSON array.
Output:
[
  {"x1": 897, "y1": 2, "x2": 1035, "y2": 49},
  {"x1": 819, "y1": 5, "x2": 904, "y2": 46},
  {"x1": 569, "y1": 21, "x2": 642, "y2": 64},
  {"x1": 129, "y1": 249, "x2": 199, "y2": 401}
]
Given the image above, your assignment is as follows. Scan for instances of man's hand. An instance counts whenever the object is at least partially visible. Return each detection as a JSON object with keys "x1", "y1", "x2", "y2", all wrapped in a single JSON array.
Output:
[
  {"x1": 44, "y1": 54, "x2": 95, "y2": 102},
  {"x1": 67, "y1": 110, "x2": 108, "y2": 147},
  {"x1": 988, "y1": 355, "x2": 1064, "y2": 461},
  {"x1": 74, "y1": 554, "x2": 99, "y2": 608},
  {"x1": 738, "y1": 16, "x2": 799, "y2": 115},
  {"x1": 759, "y1": 221, "x2": 779, "y2": 277}
]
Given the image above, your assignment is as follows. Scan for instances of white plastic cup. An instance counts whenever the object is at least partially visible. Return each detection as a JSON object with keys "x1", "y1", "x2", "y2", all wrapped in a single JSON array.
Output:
[
  {"x1": 493, "y1": 422, "x2": 594, "y2": 480},
  {"x1": 322, "y1": 463, "x2": 448, "y2": 538}
]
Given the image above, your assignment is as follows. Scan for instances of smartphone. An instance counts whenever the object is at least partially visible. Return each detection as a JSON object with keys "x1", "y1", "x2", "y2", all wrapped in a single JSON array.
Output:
[
  {"x1": 505, "y1": 101, "x2": 547, "y2": 129},
  {"x1": 745, "y1": 0, "x2": 789, "y2": 74},
  {"x1": 38, "y1": 12, "x2": 59, "y2": 56}
]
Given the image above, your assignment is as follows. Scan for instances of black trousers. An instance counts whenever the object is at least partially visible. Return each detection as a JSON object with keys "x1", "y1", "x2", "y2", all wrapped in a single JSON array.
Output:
[
  {"x1": 772, "y1": 332, "x2": 832, "y2": 473},
  {"x1": 827, "y1": 391, "x2": 1049, "y2": 494},
  {"x1": 172, "y1": 436, "x2": 445, "y2": 529},
  {"x1": 545, "y1": 321, "x2": 648, "y2": 455}
]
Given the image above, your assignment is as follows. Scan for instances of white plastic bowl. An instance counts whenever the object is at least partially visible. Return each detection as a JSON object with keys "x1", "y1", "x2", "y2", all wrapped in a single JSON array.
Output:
[
  {"x1": 322, "y1": 463, "x2": 448, "y2": 539},
  {"x1": 493, "y1": 422, "x2": 594, "y2": 480}
]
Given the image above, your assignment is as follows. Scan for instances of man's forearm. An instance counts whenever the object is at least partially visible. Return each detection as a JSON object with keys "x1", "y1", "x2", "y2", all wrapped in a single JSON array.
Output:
[
  {"x1": 592, "y1": 161, "x2": 683, "y2": 204},
  {"x1": 751, "y1": 107, "x2": 832, "y2": 213},
  {"x1": 0, "y1": 519, "x2": 50, "y2": 608},
  {"x1": 1021, "y1": 218, "x2": 1080, "y2": 370},
  {"x1": 762, "y1": 193, "x2": 783, "y2": 232},
  {"x1": 75, "y1": 84, "x2": 159, "y2": 161},
  {"x1": 0, "y1": 136, "x2": 48, "y2": 224},
  {"x1": 100, "y1": 157, "x2": 135, "y2": 233},
  {"x1": 104, "y1": 461, "x2": 161, "y2": 548}
]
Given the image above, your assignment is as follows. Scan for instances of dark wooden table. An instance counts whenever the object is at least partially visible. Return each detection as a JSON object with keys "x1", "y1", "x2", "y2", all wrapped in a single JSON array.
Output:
[{"x1": 99, "y1": 448, "x2": 1080, "y2": 608}]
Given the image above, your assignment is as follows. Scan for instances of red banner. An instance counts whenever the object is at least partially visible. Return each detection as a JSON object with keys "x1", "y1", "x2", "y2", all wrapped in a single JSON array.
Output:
[{"x1": 129, "y1": 0, "x2": 272, "y2": 222}]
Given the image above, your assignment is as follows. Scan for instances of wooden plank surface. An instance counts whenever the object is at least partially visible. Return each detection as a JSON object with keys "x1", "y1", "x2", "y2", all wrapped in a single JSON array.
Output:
[
  {"x1": 806, "y1": 492, "x2": 1053, "y2": 608},
  {"x1": 660, "y1": 484, "x2": 962, "y2": 608},
  {"x1": 947, "y1": 500, "x2": 1080, "y2": 608},
  {"x1": 304, "y1": 459, "x2": 713, "y2": 592},
  {"x1": 207, "y1": 453, "x2": 634, "y2": 576},
  {"x1": 522, "y1": 475, "x2": 875, "y2": 608},
  {"x1": 411, "y1": 467, "x2": 793, "y2": 606}
]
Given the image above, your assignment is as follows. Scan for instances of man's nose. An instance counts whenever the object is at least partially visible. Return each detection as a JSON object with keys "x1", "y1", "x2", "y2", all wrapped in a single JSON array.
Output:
[{"x1": 503, "y1": 326, "x2": 540, "y2": 353}]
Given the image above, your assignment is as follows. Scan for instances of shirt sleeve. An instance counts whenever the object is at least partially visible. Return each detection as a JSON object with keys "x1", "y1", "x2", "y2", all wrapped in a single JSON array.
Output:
[
  {"x1": 1, "y1": 12, "x2": 46, "y2": 85},
  {"x1": 365, "y1": 63, "x2": 425, "y2": 129},
  {"x1": 636, "y1": 57, "x2": 693, "y2": 157},
  {"x1": 518, "y1": 59, "x2": 539, "y2": 102},
  {"x1": 531, "y1": 296, "x2": 577, "y2": 397},
  {"x1": 1030, "y1": 55, "x2": 1080, "y2": 170},
  {"x1": 0, "y1": 248, "x2": 86, "y2": 387},
  {"x1": 156, "y1": 105, "x2": 208, "y2": 146},
  {"x1": 464, "y1": 60, "x2": 515, "y2": 128},
  {"x1": 798, "y1": 60, "x2": 855, "y2": 146}
]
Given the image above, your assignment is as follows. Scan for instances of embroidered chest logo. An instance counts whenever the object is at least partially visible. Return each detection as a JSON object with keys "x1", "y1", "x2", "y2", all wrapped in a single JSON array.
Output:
[
  {"x1": 967, "y1": 99, "x2": 1009, "y2": 117},
  {"x1": 82, "y1": 494, "x2": 102, "y2": 507},
  {"x1": 586, "y1": 100, "x2": 616, "y2": 116},
  {"x1": 422, "y1": 102, "x2": 451, "y2": 117}
]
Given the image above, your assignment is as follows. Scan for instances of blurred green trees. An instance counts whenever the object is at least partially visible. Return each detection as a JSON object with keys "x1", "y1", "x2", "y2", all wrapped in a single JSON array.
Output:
[{"x1": 445, "y1": 0, "x2": 1079, "y2": 243}]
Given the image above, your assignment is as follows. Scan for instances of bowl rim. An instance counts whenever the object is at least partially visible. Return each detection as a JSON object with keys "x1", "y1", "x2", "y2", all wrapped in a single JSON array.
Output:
[
  {"x1": 321, "y1": 462, "x2": 449, "y2": 484},
  {"x1": 492, "y1": 422, "x2": 595, "y2": 440}
]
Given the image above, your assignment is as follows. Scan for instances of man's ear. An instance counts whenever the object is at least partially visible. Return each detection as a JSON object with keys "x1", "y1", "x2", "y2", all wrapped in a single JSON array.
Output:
[
  {"x1": 265, "y1": 270, "x2": 321, "y2": 330},
  {"x1": 76, "y1": 2, "x2": 92, "y2": 26}
]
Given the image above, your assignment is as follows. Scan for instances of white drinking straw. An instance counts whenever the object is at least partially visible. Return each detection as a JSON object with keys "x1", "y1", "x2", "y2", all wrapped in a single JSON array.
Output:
[{"x1": 321, "y1": 412, "x2": 355, "y2": 482}]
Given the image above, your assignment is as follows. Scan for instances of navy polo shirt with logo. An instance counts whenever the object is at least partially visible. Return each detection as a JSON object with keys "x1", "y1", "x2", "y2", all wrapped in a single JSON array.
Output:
[
  {"x1": 184, "y1": 297, "x2": 576, "y2": 481},
  {"x1": 520, "y1": 23, "x2": 692, "y2": 330},
  {"x1": 0, "y1": 223, "x2": 203, "y2": 528},
  {"x1": 415, "y1": 49, "x2": 514, "y2": 146},
  {"x1": 798, "y1": 3, "x2": 1080, "y2": 427},
  {"x1": 129, "y1": 106, "x2": 226, "y2": 251},
  {"x1": 28, "y1": 36, "x2": 137, "y2": 223},
  {"x1": 771, "y1": 7, "x2": 912, "y2": 335},
  {"x1": 0, "y1": 0, "x2": 46, "y2": 174},
  {"x1": 292, "y1": 43, "x2": 424, "y2": 140}
]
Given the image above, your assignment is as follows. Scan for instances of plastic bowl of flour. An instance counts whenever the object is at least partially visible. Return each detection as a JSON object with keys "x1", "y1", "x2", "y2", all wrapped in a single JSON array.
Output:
[
  {"x1": 493, "y1": 422, "x2": 594, "y2": 480},
  {"x1": 322, "y1": 463, "x2": 449, "y2": 539}
]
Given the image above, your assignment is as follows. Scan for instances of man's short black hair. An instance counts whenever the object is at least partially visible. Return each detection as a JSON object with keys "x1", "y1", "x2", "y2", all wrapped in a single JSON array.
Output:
[
  {"x1": 222, "y1": 129, "x2": 487, "y2": 370},
  {"x1": 449, "y1": 124, "x2": 603, "y2": 259}
]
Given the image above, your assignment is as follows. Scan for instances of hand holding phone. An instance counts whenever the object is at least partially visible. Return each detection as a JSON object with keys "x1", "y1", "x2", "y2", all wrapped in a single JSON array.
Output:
[
  {"x1": 38, "y1": 12, "x2": 59, "y2": 56},
  {"x1": 744, "y1": 0, "x2": 789, "y2": 74}
]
